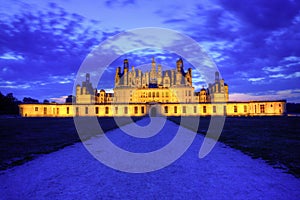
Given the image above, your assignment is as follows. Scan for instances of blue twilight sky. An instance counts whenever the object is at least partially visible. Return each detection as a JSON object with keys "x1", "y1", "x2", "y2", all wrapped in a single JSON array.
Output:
[{"x1": 0, "y1": 0, "x2": 299, "y2": 103}]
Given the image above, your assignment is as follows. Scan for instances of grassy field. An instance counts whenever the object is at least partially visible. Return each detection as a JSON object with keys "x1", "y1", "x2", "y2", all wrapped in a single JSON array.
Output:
[
  {"x1": 168, "y1": 116, "x2": 300, "y2": 178},
  {"x1": 0, "y1": 117, "x2": 142, "y2": 170},
  {"x1": 1, "y1": 116, "x2": 299, "y2": 178}
]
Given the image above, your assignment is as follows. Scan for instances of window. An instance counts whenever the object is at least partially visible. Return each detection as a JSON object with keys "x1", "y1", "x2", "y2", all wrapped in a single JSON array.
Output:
[
  {"x1": 234, "y1": 105, "x2": 237, "y2": 113},
  {"x1": 95, "y1": 107, "x2": 99, "y2": 114},
  {"x1": 43, "y1": 107, "x2": 47, "y2": 115},
  {"x1": 182, "y1": 106, "x2": 186, "y2": 113},
  {"x1": 76, "y1": 107, "x2": 79, "y2": 116},
  {"x1": 174, "y1": 106, "x2": 177, "y2": 113},
  {"x1": 203, "y1": 106, "x2": 207, "y2": 113},
  {"x1": 223, "y1": 106, "x2": 227, "y2": 115},
  {"x1": 105, "y1": 107, "x2": 109, "y2": 114},
  {"x1": 124, "y1": 107, "x2": 128, "y2": 114},
  {"x1": 156, "y1": 92, "x2": 159, "y2": 97},
  {"x1": 134, "y1": 106, "x2": 138, "y2": 114},
  {"x1": 35, "y1": 107, "x2": 38, "y2": 112},
  {"x1": 244, "y1": 105, "x2": 247, "y2": 112},
  {"x1": 164, "y1": 106, "x2": 168, "y2": 113},
  {"x1": 194, "y1": 106, "x2": 197, "y2": 113},
  {"x1": 141, "y1": 106, "x2": 145, "y2": 114},
  {"x1": 279, "y1": 104, "x2": 281, "y2": 107},
  {"x1": 270, "y1": 104, "x2": 273, "y2": 107},
  {"x1": 115, "y1": 107, "x2": 118, "y2": 114},
  {"x1": 255, "y1": 105, "x2": 257, "y2": 113},
  {"x1": 57, "y1": 108, "x2": 59, "y2": 115},
  {"x1": 85, "y1": 107, "x2": 88, "y2": 114},
  {"x1": 166, "y1": 92, "x2": 169, "y2": 97},
  {"x1": 213, "y1": 106, "x2": 216, "y2": 113},
  {"x1": 260, "y1": 105, "x2": 265, "y2": 113},
  {"x1": 67, "y1": 107, "x2": 69, "y2": 114}
]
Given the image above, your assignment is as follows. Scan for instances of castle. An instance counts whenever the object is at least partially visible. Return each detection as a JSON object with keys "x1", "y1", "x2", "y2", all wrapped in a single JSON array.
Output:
[{"x1": 19, "y1": 58, "x2": 286, "y2": 117}]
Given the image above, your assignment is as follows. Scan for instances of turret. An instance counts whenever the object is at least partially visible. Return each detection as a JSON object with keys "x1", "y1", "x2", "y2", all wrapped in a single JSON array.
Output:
[
  {"x1": 115, "y1": 67, "x2": 121, "y2": 86},
  {"x1": 176, "y1": 58, "x2": 183, "y2": 72}
]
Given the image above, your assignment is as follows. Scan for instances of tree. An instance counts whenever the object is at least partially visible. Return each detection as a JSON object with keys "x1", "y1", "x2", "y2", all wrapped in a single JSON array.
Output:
[
  {"x1": 23, "y1": 97, "x2": 39, "y2": 103},
  {"x1": 0, "y1": 92, "x2": 20, "y2": 115}
]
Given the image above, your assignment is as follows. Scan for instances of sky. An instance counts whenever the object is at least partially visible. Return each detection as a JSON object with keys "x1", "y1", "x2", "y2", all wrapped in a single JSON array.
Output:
[{"x1": 0, "y1": 0, "x2": 299, "y2": 103}]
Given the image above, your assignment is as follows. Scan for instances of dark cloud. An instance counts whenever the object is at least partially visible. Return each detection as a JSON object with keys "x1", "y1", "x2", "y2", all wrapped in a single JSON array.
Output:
[
  {"x1": 219, "y1": 0, "x2": 300, "y2": 30},
  {"x1": 157, "y1": 1, "x2": 300, "y2": 102},
  {"x1": 104, "y1": 0, "x2": 136, "y2": 8},
  {"x1": 0, "y1": 3, "x2": 112, "y2": 101}
]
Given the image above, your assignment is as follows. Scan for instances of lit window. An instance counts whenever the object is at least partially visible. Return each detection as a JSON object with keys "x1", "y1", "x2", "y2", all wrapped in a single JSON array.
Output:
[
  {"x1": 35, "y1": 107, "x2": 38, "y2": 112},
  {"x1": 213, "y1": 106, "x2": 216, "y2": 113},
  {"x1": 244, "y1": 105, "x2": 247, "y2": 112},
  {"x1": 134, "y1": 106, "x2": 138, "y2": 114},
  {"x1": 260, "y1": 105, "x2": 265, "y2": 113},
  {"x1": 141, "y1": 106, "x2": 145, "y2": 114},
  {"x1": 43, "y1": 107, "x2": 47, "y2": 115},
  {"x1": 234, "y1": 105, "x2": 237, "y2": 113},
  {"x1": 194, "y1": 106, "x2": 197, "y2": 113},
  {"x1": 124, "y1": 107, "x2": 128, "y2": 114},
  {"x1": 174, "y1": 106, "x2": 177, "y2": 113},
  {"x1": 67, "y1": 107, "x2": 69, "y2": 114},
  {"x1": 164, "y1": 106, "x2": 168, "y2": 113},
  {"x1": 182, "y1": 106, "x2": 186, "y2": 113},
  {"x1": 95, "y1": 107, "x2": 99, "y2": 114},
  {"x1": 105, "y1": 107, "x2": 109, "y2": 114},
  {"x1": 203, "y1": 106, "x2": 206, "y2": 113},
  {"x1": 85, "y1": 107, "x2": 88, "y2": 114}
]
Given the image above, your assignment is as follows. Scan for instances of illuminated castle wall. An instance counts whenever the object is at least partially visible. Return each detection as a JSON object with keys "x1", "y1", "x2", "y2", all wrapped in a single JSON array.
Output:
[
  {"x1": 19, "y1": 58, "x2": 286, "y2": 117},
  {"x1": 76, "y1": 58, "x2": 228, "y2": 104}
]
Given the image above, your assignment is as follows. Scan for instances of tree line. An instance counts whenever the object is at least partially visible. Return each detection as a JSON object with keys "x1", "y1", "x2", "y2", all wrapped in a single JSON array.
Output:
[{"x1": 0, "y1": 92, "x2": 45, "y2": 115}]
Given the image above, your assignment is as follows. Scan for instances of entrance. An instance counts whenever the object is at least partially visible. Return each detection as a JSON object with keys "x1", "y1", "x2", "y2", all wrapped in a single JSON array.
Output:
[{"x1": 150, "y1": 107, "x2": 157, "y2": 117}]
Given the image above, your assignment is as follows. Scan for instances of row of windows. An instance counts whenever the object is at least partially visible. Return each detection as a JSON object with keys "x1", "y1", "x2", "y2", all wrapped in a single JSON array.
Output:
[
  {"x1": 38, "y1": 103, "x2": 282, "y2": 115},
  {"x1": 41, "y1": 107, "x2": 70, "y2": 115},
  {"x1": 90, "y1": 106, "x2": 145, "y2": 115},
  {"x1": 164, "y1": 106, "x2": 201, "y2": 114},
  {"x1": 135, "y1": 90, "x2": 193, "y2": 98}
]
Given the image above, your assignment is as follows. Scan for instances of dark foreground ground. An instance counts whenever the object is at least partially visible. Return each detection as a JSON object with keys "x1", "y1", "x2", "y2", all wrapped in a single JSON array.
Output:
[
  {"x1": 0, "y1": 117, "x2": 142, "y2": 170},
  {"x1": 169, "y1": 116, "x2": 300, "y2": 178},
  {"x1": 1, "y1": 116, "x2": 299, "y2": 178}
]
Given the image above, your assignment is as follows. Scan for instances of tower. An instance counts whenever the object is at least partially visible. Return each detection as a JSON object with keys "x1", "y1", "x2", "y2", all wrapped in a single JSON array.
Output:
[{"x1": 150, "y1": 57, "x2": 157, "y2": 84}]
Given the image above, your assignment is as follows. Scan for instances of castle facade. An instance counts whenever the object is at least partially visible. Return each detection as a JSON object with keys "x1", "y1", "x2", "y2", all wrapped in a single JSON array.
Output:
[{"x1": 19, "y1": 58, "x2": 286, "y2": 117}]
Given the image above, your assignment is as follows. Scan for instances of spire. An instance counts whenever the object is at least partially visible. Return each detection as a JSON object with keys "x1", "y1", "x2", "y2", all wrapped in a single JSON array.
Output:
[
  {"x1": 215, "y1": 71, "x2": 220, "y2": 81},
  {"x1": 152, "y1": 57, "x2": 155, "y2": 63},
  {"x1": 86, "y1": 73, "x2": 90, "y2": 82}
]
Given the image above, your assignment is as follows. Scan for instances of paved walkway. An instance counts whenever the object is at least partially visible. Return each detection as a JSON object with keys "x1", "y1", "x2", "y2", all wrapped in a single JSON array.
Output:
[{"x1": 1, "y1": 118, "x2": 300, "y2": 199}]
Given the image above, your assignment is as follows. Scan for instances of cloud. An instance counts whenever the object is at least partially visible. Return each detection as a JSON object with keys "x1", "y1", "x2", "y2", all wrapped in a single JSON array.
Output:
[
  {"x1": 0, "y1": 52, "x2": 24, "y2": 60},
  {"x1": 230, "y1": 89, "x2": 300, "y2": 102},
  {"x1": 50, "y1": 95, "x2": 68, "y2": 103},
  {"x1": 248, "y1": 77, "x2": 265, "y2": 82}
]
